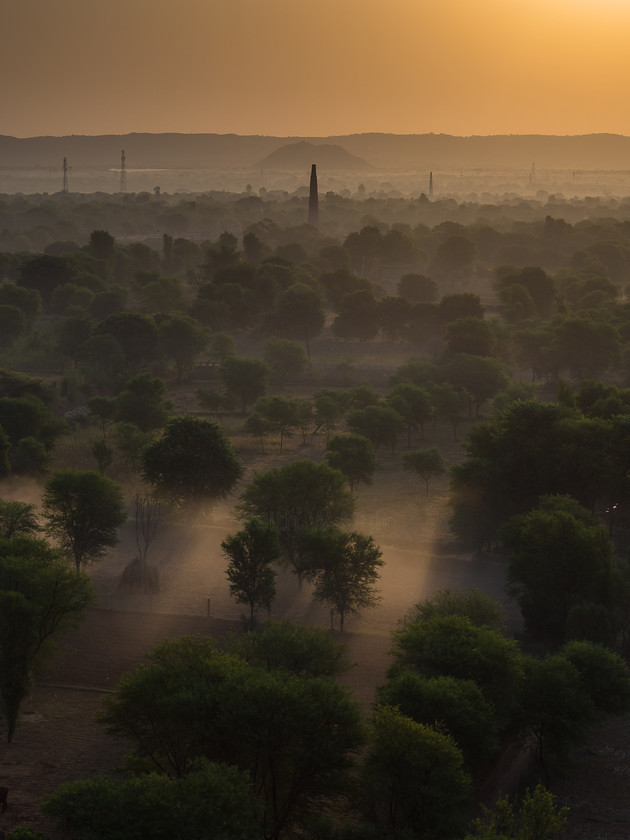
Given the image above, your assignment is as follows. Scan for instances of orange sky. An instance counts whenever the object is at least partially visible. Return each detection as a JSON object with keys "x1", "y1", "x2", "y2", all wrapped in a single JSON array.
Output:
[{"x1": 3, "y1": 0, "x2": 630, "y2": 138}]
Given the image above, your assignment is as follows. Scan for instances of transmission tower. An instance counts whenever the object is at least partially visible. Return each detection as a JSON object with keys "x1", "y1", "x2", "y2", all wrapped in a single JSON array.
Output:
[
  {"x1": 62, "y1": 157, "x2": 68, "y2": 193},
  {"x1": 120, "y1": 149, "x2": 127, "y2": 192}
]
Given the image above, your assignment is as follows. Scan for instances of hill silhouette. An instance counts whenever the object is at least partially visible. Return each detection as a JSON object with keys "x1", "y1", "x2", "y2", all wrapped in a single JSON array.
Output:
[{"x1": 258, "y1": 141, "x2": 370, "y2": 171}]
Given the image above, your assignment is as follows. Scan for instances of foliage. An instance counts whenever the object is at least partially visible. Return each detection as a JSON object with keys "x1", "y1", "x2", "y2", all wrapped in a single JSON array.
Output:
[
  {"x1": 299, "y1": 527, "x2": 384, "y2": 631},
  {"x1": 0, "y1": 395, "x2": 66, "y2": 453},
  {"x1": 263, "y1": 336, "x2": 308, "y2": 386},
  {"x1": 325, "y1": 433, "x2": 376, "y2": 490},
  {"x1": 157, "y1": 312, "x2": 207, "y2": 382},
  {"x1": 559, "y1": 640, "x2": 630, "y2": 716},
  {"x1": 95, "y1": 312, "x2": 158, "y2": 370},
  {"x1": 346, "y1": 404, "x2": 404, "y2": 452},
  {"x1": 386, "y1": 382, "x2": 433, "y2": 445},
  {"x1": 239, "y1": 460, "x2": 355, "y2": 573},
  {"x1": 42, "y1": 761, "x2": 259, "y2": 840},
  {"x1": 503, "y1": 495, "x2": 613, "y2": 645},
  {"x1": 0, "y1": 537, "x2": 94, "y2": 741},
  {"x1": 220, "y1": 356, "x2": 270, "y2": 414},
  {"x1": 390, "y1": 614, "x2": 524, "y2": 728},
  {"x1": 228, "y1": 619, "x2": 349, "y2": 679},
  {"x1": 42, "y1": 470, "x2": 127, "y2": 572},
  {"x1": 264, "y1": 282, "x2": 325, "y2": 358},
  {"x1": 114, "y1": 422, "x2": 155, "y2": 472},
  {"x1": 246, "y1": 396, "x2": 301, "y2": 452},
  {"x1": 102, "y1": 635, "x2": 364, "y2": 839},
  {"x1": 115, "y1": 372, "x2": 172, "y2": 432},
  {"x1": 449, "y1": 399, "x2": 620, "y2": 548},
  {"x1": 406, "y1": 588, "x2": 506, "y2": 631},
  {"x1": 142, "y1": 415, "x2": 243, "y2": 510},
  {"x1": 517, "y1": 653, "x2": 596, "y2": 775},
  {"x1": 403, "y1": 447, "x2": 445, "y2": 495},
  {"x1": 466, "y1": 785, "x2": 568, "y2": 840},
  {"x1": 377, "y1": 672, "x2": 499, "y2": 770},
  {"x1": 360, "y1": 705, "x2": 472, "y2": 840},
  {"x1": 223, "y1": 518, "x2": 279, "y2": 629},
  {"x1": 0, "y1": 499, "x2": 39, "y2": 539}
]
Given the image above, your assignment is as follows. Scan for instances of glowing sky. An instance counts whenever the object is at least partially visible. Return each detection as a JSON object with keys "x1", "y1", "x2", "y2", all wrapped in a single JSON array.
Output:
[{"x1": 3, "y1": 0, "x2": 630, "y2": 138}]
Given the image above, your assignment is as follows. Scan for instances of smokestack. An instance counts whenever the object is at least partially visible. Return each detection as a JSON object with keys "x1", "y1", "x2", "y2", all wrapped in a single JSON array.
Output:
[
  {"x1": 429, "y1": 171, "x2": 433, "y2": 200},
  {"x1": 308, "y1": 164, "x2": 319, "y2": 226}
]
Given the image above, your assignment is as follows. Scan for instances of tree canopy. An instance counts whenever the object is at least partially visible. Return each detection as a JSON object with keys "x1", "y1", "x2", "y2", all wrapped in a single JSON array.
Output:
[{"x1": 141, "y1": 416, "x2": 243, "y2": 510}]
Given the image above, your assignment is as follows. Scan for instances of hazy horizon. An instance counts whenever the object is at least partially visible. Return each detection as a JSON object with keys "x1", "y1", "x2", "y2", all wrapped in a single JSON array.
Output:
[{"x1": 4, "y1": 0, "x2": 630, "y2": 140}]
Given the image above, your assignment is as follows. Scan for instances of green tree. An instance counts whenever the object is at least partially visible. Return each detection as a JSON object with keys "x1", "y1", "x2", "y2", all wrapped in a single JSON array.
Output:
[
  {"x1": 220, "y1": 356, "x2": 270, "y2": 415},
  {"x1": 264, "y1": 282, "x2": 325, "y2": 360},
  {"x1": 391, "y1": 614, "x2": 524, "y2": 728},
  {"x1": 495, "y1": 265, "x2": 556, "y2": 319},
  {"x1": 0, "y1": 499, "x2": 39, "y2": 538},
  {"x1": 141, "y1": 416, "x2": 243, "y2": 510},
  {"x1": 102, "y1": 635, "x2": 364, "y2": 840},
  {"x1": 0, "y1": 537, "x2": 94, "y2": 741},
  {"x1": 360, "y1": 705, "x2": 472, "y2": 840},
  {"x1": 44, "y1": 762, "x2": 258, "y2": 840},
  {"x1": 438, "y1": 292, "x2": 484, "y2": 323},
  {"x1": 445, "y1": 316, "x2": 498, "y2": 357},
  {"x1": 312, "y1": 390, "x2": 347, "y2": 440},
  {"x1": 0, "y1": 305, "x2": 28, "y2": 349},
  {"x1": 299, "y1": 527, "x2": 383, "y2": 631},
  {"x1": 42, "y1": 471, "x2": 127, "y2": 572},
  {"x1": 246, "y1": 396, "x2": 301, "y2": 453},
  {"x1": 229, "y1": 619, "x2": 349, "y2": 678},
  {"x1": 95, "y1": 312, "x2": 158, "y2": 370},
  {"x1": 466, "y1": 785, "x2": 568, "y2": 840},
  {"x1": 114, "y1": 422, "x2": 155, "y2": 473},
  {"x1": 115, "y1": 373, "x2": 172, "y2": 432},
  {"x1": 18, "y1": 253, "x2": 73, "y2": 306},
  {"x1": 239, "y1": 460, "x2": 355, "y2": 574},
  {"x1": 397, "y1": 273, "x2": 438, "y2": 303},
  {"x1": 430, "y1": 382, "x2": 469, "y2": 440},
  {"x1": 386, "y1": 383, "x2": 433, "y2": 445},
  {"x1": 157, "y1": 312, "x2": 207, "y2": 382},
  {"x1": 92, "y1": 438, "x2": 114, "y2": 475},
  {"x1": 407, "y1": 588, "x2": 506, "y2": 631},
  {"x1": 518, "y1": 653, "x2": 596, "y2": 777},
  {"x1": 346, "y1": 404, "x2": 404, "y2": 453},
  {"x1": 377, "y1": 672, "x2": 499, "y2": 770},
  {"x1": 403, "y1": 447, "x2": 445, "y2": 495},
  {"x1": 502, "y1": 495, "x2": 613, "y2": 645},
  {"x1": 0, "y1": 395, "x2": 66, "y2": 454},
  {"x1": 551, "y1": 316, "x2": 620, "y2": 380},
  {"x1": 138, "y1": 275, "x2": 187, "y2": 314},
  {"x1": 436, "y1": 235, "x2": 478, "y2": 276},
  {"x1": 332, "y1": 288, "x2": 380, "y2": 341},
  {"x1": 377, "y1": 295, "x2": 413, "y2": 341},
  {"x1": 559, "y1": 640, "x2": 630, "y2": 716},
  {"x1": 263, "y1": 336, "x2": 308, "y2": 386},
  {"x1": 0, "y1": 283, "x2": 42, "y2": 326},
  {"x1": 444, "y1": 354, "x2": 509, "y2": 416},
  {"x1": 223, "y1": 518, "x2": 279, "y2": 629},
  {"x1": 325, "y1": 433, "x2": 376, "y2": 491},
  {"x1": 87, "y1": 395, "x2": 118, "y2": 440}
]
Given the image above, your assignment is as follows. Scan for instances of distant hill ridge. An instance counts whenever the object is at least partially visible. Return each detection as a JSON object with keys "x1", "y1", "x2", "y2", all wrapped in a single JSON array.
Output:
[
  {"x1": 259, "y1": 141, "x2": 371, "y2": 170},
  {"x1": 1, "y1": 132, "x2": 630, "y2": 170}
]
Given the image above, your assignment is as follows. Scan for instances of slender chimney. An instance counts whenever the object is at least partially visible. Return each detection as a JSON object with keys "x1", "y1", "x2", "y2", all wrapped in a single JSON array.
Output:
[
  {"x1": 429, "y1": 171, "x2": 433, "y2": 200},
  {"x1": 308, "y1": 163, "x2": 319, "y2": 226}
]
